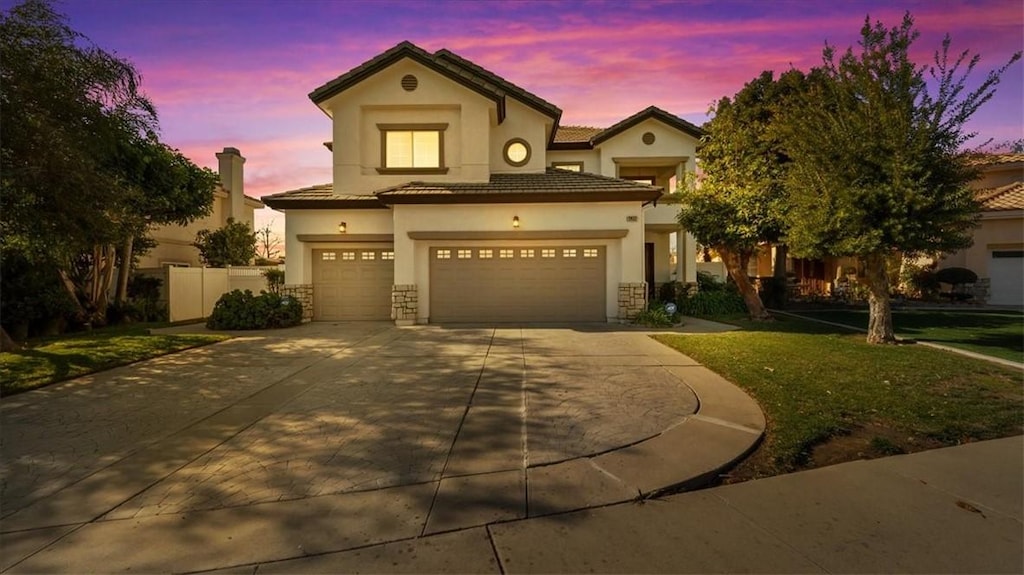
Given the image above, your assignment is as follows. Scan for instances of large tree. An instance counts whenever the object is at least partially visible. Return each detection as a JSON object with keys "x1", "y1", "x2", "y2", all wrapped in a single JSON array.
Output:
[
  {"x1": 1, "y1": 0, "x2": 216, "y2": 332},
  {"x1": 779, "y1": 14, "x2": 1020, "y2": 343},
  {"x1": 678, "y1": 70, "x2": 809, "y2": 320}
]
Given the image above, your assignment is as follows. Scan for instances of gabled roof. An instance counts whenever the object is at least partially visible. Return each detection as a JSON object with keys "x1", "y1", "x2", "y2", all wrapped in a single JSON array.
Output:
[
  {"x1": 308, "y1": 41, "x2": 561, "y2": 126},
  {"x1": 592, "y1": 106, "x2": 704, "y2": 144},
  {"x1": 976, "y1": 181, "x2": 1024, "y2": 212},
  {"x1": 375, "y1": 169, "x2": 662, "y2": 205},
  {"x1": 262, "y1": 184, "x2": 387, "y2": 210},
  {"x1": 550, "y1": 107, "x2": 705, "y2": 150}
]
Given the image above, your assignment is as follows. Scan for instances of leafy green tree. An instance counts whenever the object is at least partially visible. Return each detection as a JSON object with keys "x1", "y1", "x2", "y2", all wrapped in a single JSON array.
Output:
[
  {"x1": 1, "y1": 0, "x2": 216, "y2": 331},
  {"x1": 194, "y1": 218, "x2": 257, "y2": 267},
  {"x1": 678, "y1": 70, "x2": 809, "y2": 320},
  {"x1": 779, "y1": 13, "x2": 1020, "y2": 343}
]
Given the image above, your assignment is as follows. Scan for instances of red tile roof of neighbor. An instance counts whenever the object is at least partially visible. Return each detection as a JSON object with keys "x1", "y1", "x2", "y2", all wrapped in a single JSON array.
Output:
[
  {"x1": 553, "y1": 126, "x2": 604, "y2": 143},
  {"x1": 964, "y1": 153, "x2": 1024, "y2": 167},
  {"x1": 976, "y1": 181, "x2": 1024, "y2": 211}
]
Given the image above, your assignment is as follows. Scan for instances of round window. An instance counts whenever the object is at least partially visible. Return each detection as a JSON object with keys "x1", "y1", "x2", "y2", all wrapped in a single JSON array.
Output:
[
  {"x1": 503, "y1": 138, "x2": 531, "y2": 167},
  {"x1": 642, "y1": 131, "x2": 656, "y2": 145}
]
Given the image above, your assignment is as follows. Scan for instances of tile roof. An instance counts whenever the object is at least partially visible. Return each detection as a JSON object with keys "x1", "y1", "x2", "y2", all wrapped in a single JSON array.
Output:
[
  {"x1": 375, "y1": 169, "x2": 662, "y2": 204},
  {"x1": 964, "y1": 153, "x2": 1024, "y2": 167},
  {"x1": 308, "y1": 41, "x2": 561, "y2": 124},
  {"x1": 553, "y1": 125, "x2": 604, "y2": 144},
  {"x1": 263, "y1": 170, "x2": 662, "y2": 209},
  {"x1": 976, "y1": 181, "x2": 1024, "y2": 211},
  {"x1": 593, "y1": 106, "x2": 705, "y2": 144},
  {"x1": 262, "y1": 184, "x2": 387, "y2": 210},
  {"x1": 551, "y1": 107, "x2": 705, "y2": 149}
]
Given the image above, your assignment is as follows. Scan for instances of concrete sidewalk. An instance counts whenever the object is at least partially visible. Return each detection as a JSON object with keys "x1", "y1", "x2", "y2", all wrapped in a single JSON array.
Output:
[{"x1": 218, "y1": 436, "x2": 1023, "y2": 574}]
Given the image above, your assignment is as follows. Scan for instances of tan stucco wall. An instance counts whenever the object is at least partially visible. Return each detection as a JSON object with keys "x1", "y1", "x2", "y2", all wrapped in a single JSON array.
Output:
[
  {"x1": 939, "y1": 211, "x2": 1024, "y2": 277},
  {"x1": 140, "y1": 190, "x2": 258, "y2": 268},
  {"x1": 489, "y1": 98, "x2": 551, "y2": 173},
  {"x1": 322, "y1": 59, "x2": 497, "y2": 193},
  {"x1": 546, "y1": 150, "x2": 600, "y2": 173},
  {"x1": 594, "y1": 118, "x2": 698, "y2": 178},
  {"x1": 283, "y1": 209, "x2": 395, "y2": 285},
  {"x1": 392, "y1": 202, "x2": 644, "y2": 321}
]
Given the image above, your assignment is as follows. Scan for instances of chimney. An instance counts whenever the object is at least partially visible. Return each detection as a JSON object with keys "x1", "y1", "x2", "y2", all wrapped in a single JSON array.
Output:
[{"x1": 215, "y1": 147, "x2": 247, "y2": 227}]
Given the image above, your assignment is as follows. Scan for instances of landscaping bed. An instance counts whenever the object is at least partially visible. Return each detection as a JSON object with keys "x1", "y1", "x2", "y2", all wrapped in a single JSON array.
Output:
[
  {"x1": 0, "y1": 325, "x2": 230, "y2": 396},
  {"x1": 653, "y1": 315, "x2": 1023, "y2": 482}
]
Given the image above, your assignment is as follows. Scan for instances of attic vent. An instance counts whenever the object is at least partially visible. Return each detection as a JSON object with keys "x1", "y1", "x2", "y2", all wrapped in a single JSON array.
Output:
[
  {"x1": 642, "y1": 131, "x2": 656, "y2": 145},
  {"x1": 401, "y1": 74, "x2": 418, "y2": 91}
]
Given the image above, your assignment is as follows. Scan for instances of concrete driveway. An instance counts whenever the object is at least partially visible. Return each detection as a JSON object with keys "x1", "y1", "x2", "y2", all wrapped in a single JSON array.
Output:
[{"x1": 1, "y1": 321, "x2": 762, "y2": 573}]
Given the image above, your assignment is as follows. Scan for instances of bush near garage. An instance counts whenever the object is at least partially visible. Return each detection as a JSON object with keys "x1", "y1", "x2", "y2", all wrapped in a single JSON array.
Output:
[{"x1": 206, "y1": 290, "x2": 302, "y2": 330}]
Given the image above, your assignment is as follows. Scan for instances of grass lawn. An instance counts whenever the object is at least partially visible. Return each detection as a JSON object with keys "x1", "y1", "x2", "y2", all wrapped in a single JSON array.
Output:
[
  {"x1": 791, "y1": 308, "x2": 1023, "y2": 363},
  {"x1": 0, "y1": 324, "x2": 229, "y2": 396},
  {"x1": 653, "y1": 315, "x2": 1023, "y2": 481}
]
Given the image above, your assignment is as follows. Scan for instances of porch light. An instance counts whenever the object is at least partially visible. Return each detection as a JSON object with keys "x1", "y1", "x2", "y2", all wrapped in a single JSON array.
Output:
[
  {"x1": 512, "y1": 216, "x2": 520, "y2": 229},
  {"x1": 338, "y1": 221, "x2": 347, "y2": 233}
]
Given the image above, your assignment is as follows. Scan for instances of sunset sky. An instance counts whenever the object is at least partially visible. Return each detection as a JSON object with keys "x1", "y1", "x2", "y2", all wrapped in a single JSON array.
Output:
[{"x1": 15, "y1": 0, "x2": 1024, "y2": 232}]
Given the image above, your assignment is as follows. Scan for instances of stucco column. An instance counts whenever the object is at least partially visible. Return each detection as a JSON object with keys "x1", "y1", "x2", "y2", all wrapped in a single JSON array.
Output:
[
  {"x1": 683, "y1": 232, "x2": 697, "y2": 283},
  {"x1": 675, "y1": 230, "x2": 685, "y2": 283},
  {"x1": 675, "y1": 161, "x2": 685, "y2": 194}
]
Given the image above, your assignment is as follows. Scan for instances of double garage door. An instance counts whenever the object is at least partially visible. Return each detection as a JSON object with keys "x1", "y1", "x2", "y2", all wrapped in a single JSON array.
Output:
[
  {"x1": 312, "y1": 248, "x2": 393, "y2": 320},
  {"x1": 430, "y1": 246, "x2": 606, "y2": 322}
]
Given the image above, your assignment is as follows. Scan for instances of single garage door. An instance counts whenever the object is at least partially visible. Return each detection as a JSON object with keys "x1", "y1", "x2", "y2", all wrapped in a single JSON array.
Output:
[
  {"x1": 431, "y1": 246, "x2": 606, "y2": 322},
  {"x1": 312, "y1": 248, "x2": 394, "y2": 320},
  {"x1": 989, "y1": 250, "x2": 1024, "y2": 306}
]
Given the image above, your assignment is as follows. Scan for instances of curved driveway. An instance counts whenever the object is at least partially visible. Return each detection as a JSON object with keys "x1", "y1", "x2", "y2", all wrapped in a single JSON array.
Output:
[{"x1": 1, "y1": 321, "x2": 762, "y2": 573}]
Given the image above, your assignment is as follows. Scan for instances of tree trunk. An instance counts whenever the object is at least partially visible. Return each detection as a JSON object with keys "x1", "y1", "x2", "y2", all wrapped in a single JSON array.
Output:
[
  {"x1": 864, "y1": 252, "x2": 896, "y2": 344},
  {"x1": 1, "y1": 326, "x2": 21, "y2": 352},
  {"x1": 57, "y1": 268, "x2": 89, "y2": 322},
  {"x1": 115, "y1": 236, "x2": 134, "y2": 305},
  {"x1": 720, "y1": 247, "x2": 771, "y2": 321}
]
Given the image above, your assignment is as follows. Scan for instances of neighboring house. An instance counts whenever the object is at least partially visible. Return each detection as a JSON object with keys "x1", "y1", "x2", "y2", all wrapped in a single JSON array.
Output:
[
  {"x1": 937, "y1": 153, "x2": 1024, "y2": 306},
  {"x1": 263, "y1": 41, "x2": 702, "y2": 324},
  {"x1": 139, "y1": 147, "x2": 265, "y2": 268},
  {"x1": 763, "y1": 153, "x2": 1024, "y2": 304}
]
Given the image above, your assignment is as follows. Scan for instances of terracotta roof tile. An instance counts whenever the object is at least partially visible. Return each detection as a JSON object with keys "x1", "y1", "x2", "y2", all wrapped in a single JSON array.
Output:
[
  {"x1": 964, "y1": 153, "x2": 1024, "y2": 167},
  {"x1": 553, "y1": 125, "x2": 603, "y2": 143},
  {"x1": 976, "y1": 182, "x2": 1024, "y2": 211}
]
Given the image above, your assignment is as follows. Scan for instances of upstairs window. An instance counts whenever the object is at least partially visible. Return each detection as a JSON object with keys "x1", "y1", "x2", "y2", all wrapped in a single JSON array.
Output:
[{"x1": 377, "y1": 123, "x2": 449, "y2": 174}]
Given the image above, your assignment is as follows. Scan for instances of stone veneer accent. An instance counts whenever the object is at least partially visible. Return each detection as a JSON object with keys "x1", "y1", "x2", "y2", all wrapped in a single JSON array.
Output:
[
  {"x1": 282, "y1": 284, "x2": 314, "y2": 321},
  {"x1": 618, "y1": 282, "x2": 647, "y2": 322},
  {"x1": 972, "y1": 278, "x2": 990, "y2": 304},
  {"x1": 391, "y1": 284, "x2": 418, "y2": 325}
]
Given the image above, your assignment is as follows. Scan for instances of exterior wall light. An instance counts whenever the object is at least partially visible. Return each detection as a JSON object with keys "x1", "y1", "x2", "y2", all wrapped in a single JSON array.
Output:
[
  {"x1": 338, "y1": 221, "x2": 347, "y2": 233},
  {"x1": 512, "y1": 216, "x2": 520, "y2": 229}
]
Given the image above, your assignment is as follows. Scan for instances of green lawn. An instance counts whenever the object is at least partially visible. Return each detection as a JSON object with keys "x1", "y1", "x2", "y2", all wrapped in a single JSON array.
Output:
[
  {"x1": 791, "y1": 309, "x2": 1023, "y2": 362},
  {"x1": 0, "y1": 325, "x2": 229, "y2": 396},
  {"x1": 654, "y1": 316, "x2": 1023, "y2": 480}
]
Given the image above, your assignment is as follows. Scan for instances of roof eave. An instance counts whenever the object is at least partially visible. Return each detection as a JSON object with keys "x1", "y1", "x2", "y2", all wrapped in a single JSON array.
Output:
[
  {"x1": 377, "y1": 190, "x2": 662, "y2": 205},
  {"x1": 262, "y1": 198, "x2": 390, "y2": 210}
]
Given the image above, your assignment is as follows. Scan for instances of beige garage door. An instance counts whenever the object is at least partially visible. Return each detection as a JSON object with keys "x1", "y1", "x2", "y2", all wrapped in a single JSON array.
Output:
[
  {"x1": 431, "y1": 246, "x2": 606, "y2": 322},
  {"x1": 312, "y1": 248, "x2": 394, "y2": 320}
]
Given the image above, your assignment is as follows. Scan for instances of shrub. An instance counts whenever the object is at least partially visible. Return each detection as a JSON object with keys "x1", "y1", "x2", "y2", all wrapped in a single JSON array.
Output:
[
  {"x1": 696, "y1": 270, "x2": 726, "y2": 291},
  {"x1": 263, "y1": 268, "x2": 285, "y2": 294},
  {"x1": 657, "y1": 281, "x2": 682, "y2": 304},
  {"x1": 676, "y1": 289, "x2": 747, "y2": 317},
  {"x1": 206, "y1": 290, "x2": 303, "y2": 330},
  {"x1": 633, "y1": 303, "x2": 677, "y2": 327},
  {"x1": 935, "y1": 267, "x2": 978, "y2": 287},
  {"x1": 901, "y1": 264, "x2": 941, "y2": 300}
]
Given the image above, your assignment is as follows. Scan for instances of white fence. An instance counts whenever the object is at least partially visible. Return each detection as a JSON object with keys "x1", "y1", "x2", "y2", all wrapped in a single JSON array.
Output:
[
  {"x1": 696, "y1": 261, "x2": 727, "y2": 282},
  {"x1": 137, "y1": 266, "x2": 282, "y2": 322}
]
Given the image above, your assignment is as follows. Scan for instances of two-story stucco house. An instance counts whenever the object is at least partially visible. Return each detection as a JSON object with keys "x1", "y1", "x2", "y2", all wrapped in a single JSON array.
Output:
[
  {"x1": 139, "y1": 147, "x2": 264, "y2": 268},
  {"x1": 263, "y1": 41, "x2": 701, "y2": 324}
]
